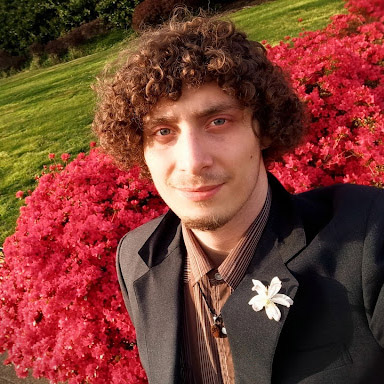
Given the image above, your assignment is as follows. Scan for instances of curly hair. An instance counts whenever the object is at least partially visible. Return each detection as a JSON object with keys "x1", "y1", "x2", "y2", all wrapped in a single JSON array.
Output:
[{"x1": 92, "y1": 11, "x2": 306, "y2": 176}]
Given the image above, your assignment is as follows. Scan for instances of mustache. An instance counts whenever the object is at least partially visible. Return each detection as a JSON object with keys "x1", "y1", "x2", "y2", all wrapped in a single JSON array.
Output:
[{"x1": 167, "y1": 173, "x2": 230, "y2": 188}]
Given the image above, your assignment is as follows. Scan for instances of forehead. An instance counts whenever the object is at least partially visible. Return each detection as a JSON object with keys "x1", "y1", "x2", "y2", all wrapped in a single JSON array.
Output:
[{"x1": 143, "y1": 83, "x2": 245, "y2": 125}]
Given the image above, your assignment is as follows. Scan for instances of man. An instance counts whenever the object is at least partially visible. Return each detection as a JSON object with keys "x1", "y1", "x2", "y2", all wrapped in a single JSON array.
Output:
[{"x1": 92, "y1": 13, "x2": 384, "y2": 384}]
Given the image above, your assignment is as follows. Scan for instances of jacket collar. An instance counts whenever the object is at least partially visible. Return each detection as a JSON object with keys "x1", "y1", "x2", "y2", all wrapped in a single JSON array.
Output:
[
  {"x1": 221, "y1": 173, "x2": 306, "y2": 383},
  {"x1": 133, "y1": 173, "x2": 306, "y2": 383},
  {"x1": 133, "y1": 210, "x2": 184, "y2": 383}
]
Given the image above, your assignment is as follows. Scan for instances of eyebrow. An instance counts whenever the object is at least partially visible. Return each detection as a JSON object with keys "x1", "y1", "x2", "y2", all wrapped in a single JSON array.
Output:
[
  {"x1": 197, "y1": 103, "x2": 244, "y2": 118},
  {"x1": 144, "y1": 102, "x2": 244, "y2": 128}
]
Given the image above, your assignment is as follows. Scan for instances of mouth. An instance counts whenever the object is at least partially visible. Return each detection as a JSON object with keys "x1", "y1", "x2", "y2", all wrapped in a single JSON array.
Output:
[{"x1": 174, "y1": 184, "x2": 224, "y2": 201}]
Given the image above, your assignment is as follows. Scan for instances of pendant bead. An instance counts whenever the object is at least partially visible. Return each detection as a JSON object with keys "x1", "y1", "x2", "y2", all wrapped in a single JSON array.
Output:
[
  {"x1": 197, "y1": 282, "x2": 228, "y2": 338},
  {"x1": 211, "y1": 315, "x2": 227, "y2": 338},
  {"x1": 211, "y1": 324, "x2": 221, "y2": 338}
]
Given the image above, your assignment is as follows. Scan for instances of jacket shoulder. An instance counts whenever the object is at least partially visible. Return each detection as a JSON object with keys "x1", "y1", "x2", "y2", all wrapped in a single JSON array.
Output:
[
  {"x1": 116, "y1": 214, "x2": 168, "y2": 290},
  {"x1": 295, "y1": 183, "x2": 384, "y2": 214},
  {"x1": 117, "y1": 209, "x2": 182, "y2": 275},
  {"x1": 119, "y1": 213, "x2": 167, "y2": 255},
  {"x1": 291, "y1": 183, "x2": 384, "y2": 243}
]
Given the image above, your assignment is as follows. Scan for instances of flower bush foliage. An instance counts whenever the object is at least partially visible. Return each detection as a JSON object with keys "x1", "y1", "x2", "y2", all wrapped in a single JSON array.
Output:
[
  {"x1": 268, "y1": 0, "x2": 384, "y2": 192},
  {"x1": 1, "y1": 0, "x2": 384, "y2": 383},
  {"x1": 1, "y1": 149, "x2": 167, "y2": 383}
]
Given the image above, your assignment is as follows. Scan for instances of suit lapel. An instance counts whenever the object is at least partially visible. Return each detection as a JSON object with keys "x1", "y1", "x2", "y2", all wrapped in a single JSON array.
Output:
[
  {"x1": 131, "y1": 175, "x2": 307, "y2": 383},
  {"x1": 222, "y1": 175, "x2": 306, "y2": 383},
  {"x1": 133, "y1": 213, "x2": 184, "y2": 384}
]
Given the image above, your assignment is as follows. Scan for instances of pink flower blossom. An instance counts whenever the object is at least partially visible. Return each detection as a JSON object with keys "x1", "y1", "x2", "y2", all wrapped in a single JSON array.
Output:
[
  {"x1": 15, "y1": 190, "x2": 24, "y2": 199},
  {"x1": 61, "y1": 153, "x2": 71, "y2": 162},
  {"x1": 268, "y1": 0, "x2": 384, "y2": 191},
  {"x1": 48, "y1": 153, "x2": 55, "y2": 160},
  {"x1": 2, "y1": 149, "x2": 166, "y2": 383}
]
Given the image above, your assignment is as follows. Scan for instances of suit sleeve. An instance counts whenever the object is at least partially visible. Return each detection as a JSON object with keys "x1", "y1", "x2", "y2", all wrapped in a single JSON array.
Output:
[
  {"x1": 362, "y1": 188, "x2": 384, "y2": 349},
  {"x1": 116, "y1": 234, "x2": 133, "y2": 318}
]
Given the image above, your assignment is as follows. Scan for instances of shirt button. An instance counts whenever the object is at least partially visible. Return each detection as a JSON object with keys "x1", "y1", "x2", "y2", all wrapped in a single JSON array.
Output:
[{"x1": 215, "y1": 273, "x2": 223, "y2": 281}]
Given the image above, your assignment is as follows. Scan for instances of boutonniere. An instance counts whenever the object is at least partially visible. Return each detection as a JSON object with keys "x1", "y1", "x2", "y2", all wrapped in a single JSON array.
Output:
[{"x1": 248, "y1": 276, "x2": 293, "y2": 321}]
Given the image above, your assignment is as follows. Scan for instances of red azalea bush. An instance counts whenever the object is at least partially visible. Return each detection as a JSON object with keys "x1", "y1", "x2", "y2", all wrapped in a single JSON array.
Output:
[
  {"x1": 1, "y1": 148, "x2": 167, "y2": 383},
  {"x1": 1, "y1": 0, "x2": 384, "y2": 383},
  {"x1": 268, "y1": 0, "x2": 384, "y2": 192}
]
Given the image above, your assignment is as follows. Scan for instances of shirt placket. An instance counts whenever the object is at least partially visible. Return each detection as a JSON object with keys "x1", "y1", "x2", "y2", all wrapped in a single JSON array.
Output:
[
  {"x1": 210, "y1": 275, "x2": 234, "y2": 384},
  {"x1": 199, "y1": 275, "x2": 223, "y2": 384}
]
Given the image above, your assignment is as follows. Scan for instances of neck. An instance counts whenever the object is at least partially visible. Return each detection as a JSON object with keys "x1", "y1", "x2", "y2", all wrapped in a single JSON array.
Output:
[{"x1": 191, "y1": 172, "x2": 269, "y2": 268}]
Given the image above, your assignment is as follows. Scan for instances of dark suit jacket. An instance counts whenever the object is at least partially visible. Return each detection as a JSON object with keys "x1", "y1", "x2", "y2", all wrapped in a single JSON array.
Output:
[{"x1": 116, "y1": 174, "x2": 384, "y2": 383}]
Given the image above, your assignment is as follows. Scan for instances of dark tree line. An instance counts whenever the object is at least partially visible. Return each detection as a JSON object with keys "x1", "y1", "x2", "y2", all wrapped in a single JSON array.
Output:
[
  {"x1": 0, "y1": 0, "x2": 140, "y2": 56},
  {"x1": 0, "y1": 0, "x2": 238, "y2": 72}
]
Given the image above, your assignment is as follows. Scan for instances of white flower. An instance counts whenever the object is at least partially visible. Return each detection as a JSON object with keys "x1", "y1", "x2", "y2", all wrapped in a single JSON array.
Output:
[{"x1": 248, "y1": 276, "x2": 293, "y2": 321}]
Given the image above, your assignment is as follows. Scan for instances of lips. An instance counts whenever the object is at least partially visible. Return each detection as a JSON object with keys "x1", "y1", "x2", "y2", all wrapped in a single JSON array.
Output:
[{"x1": 174, "y1": 184, "x2": 224, "y2": 201}]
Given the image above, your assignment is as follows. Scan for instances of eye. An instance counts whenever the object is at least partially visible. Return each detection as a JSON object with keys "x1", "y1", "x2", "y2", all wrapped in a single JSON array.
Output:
[
  {"x1": 156, "y1": 128, "x2": 172, "y2": 136},
  {"x1": 212, "y1": 118, "x2": 226, "y2": 126}
]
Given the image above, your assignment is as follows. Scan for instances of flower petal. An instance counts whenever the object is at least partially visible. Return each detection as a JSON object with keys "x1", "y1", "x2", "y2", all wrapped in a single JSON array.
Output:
[
  {"x1": 248, "y1": 295, "x2": 267, "y2": 311},
  {"x1": 272, "y1": 293, "x2": 293, "y2": 307},
  {"x1": 251, "y1": 279, "x2": 267, "y2": 295},
  {"x1": 265, "y1": 302, "x2": 281, "y2": 321},
  {"x1": 268, "y1": 276, "x2": 282, "y2": 298}
]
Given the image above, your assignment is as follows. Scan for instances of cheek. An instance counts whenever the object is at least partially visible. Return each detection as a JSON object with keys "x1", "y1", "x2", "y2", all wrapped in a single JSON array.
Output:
[
  {"x1": 144, "y1": 152, "x2": 168, "y2": 187},
  {"x1": 144, "y1": 148, "x2": 158, "y2": 169},
  {"x1": 237, "y1": 139, "x2": 263, "y2": 176},
  {"x1": 144, "y1": 152, "x2": 158, "y2": 179},
  {"x1": 240, "y1": 137, "x2": 260, "y2": 160}
]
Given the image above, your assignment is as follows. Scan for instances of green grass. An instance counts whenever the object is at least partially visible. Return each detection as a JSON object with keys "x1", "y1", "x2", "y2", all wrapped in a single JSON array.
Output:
[
  {"x1": 230, "y1": 0, "x2": 346, "y2": 45},
  {"x1": 0, "y1": 40, "x2": 129, "y2": 243},
  {"x1": 0, "y1": 0, "x2": 346, "y2": 244}
]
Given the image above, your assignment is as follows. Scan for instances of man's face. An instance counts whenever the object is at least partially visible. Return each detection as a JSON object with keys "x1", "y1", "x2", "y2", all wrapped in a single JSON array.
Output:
[{"x1": 143, "y1": 83, "x2": 268, "y2": 231}]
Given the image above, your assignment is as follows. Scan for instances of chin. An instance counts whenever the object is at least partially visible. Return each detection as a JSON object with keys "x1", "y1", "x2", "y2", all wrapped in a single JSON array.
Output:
[{"x1": 181, "y1": 213, "x2": 232, "y2": 231}]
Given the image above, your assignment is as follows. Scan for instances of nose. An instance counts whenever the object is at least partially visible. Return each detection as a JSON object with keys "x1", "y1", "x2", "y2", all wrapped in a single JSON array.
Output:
[{"x1": 175, "y1": 128, "x2": 213, "y2": 175}]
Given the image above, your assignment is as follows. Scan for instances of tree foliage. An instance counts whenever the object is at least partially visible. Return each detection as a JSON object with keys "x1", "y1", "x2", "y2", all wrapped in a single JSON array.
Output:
[
  {"x1": 96, "y1": 0, "x2": 140, "y2": 29},
  {"x1": 0, "y1": 0, "x2": 141, "y2": 56}
]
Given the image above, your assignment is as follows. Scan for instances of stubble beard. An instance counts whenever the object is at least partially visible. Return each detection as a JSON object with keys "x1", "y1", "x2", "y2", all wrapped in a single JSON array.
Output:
[
  {"x1": 179, "y1": 194, "x2": 249, "y2": 232},
  {"x1": 174, "y1": 171, "x2": 261, "y2": 232},
  {"x1": 166, "y1": 173, "x2": 234, "y2": 231},
  {"x1": 181, "y1": 212, "x2": 231, "y2": 231}
]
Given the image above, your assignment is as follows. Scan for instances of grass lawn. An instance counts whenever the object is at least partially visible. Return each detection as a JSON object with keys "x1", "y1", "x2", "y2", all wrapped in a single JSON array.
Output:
[
  {"x1": 230, "y1": 0, "x2": 346, "y2": 45},
  {"x1": 0, "y1": 0, "x2": 346, "y2": 244},
  {"x1": 0, "y1": 44, "x2": 126, "y2": 243}
]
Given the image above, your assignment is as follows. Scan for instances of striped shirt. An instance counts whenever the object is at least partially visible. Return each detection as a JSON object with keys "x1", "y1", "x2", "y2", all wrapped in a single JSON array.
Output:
[{"x1": 181, "y1": 187, "x2": 272, "y2": 383}]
